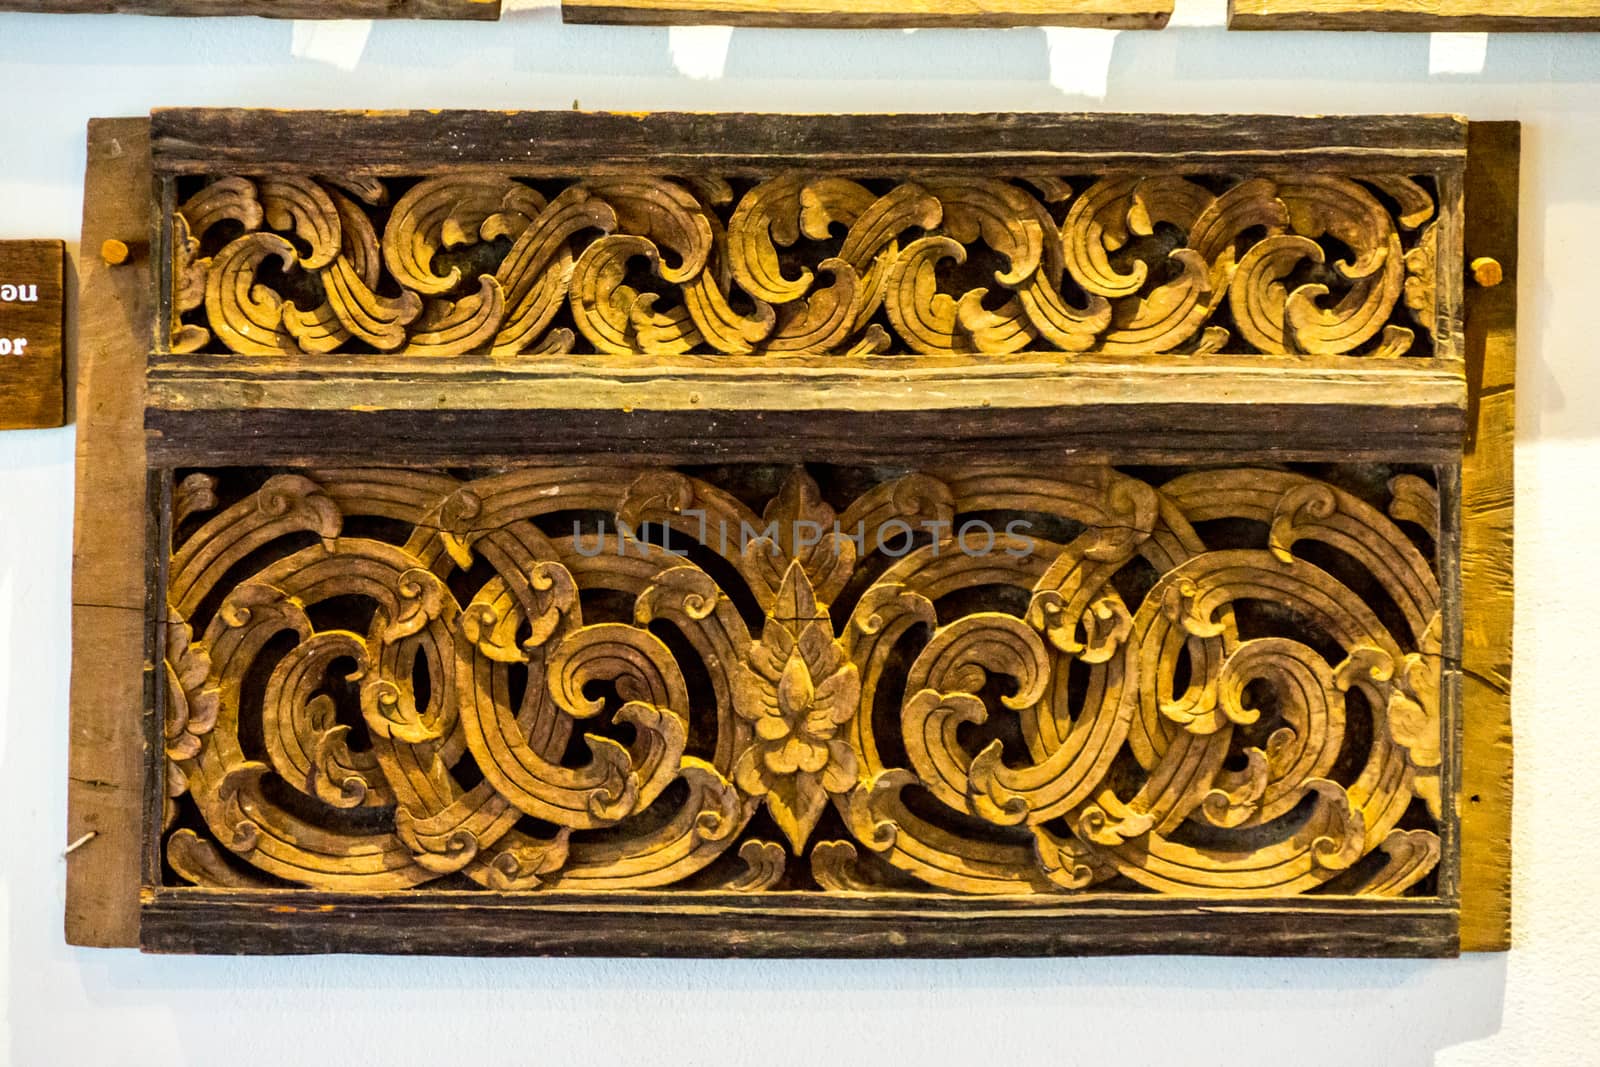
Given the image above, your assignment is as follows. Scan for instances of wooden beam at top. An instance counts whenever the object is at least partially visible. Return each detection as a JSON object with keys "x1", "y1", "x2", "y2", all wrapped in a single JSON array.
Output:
[
  {"x1": 1230, "y1": 0, "x2": 1599, "y2": 32},
  {"x1": 562, "y1": 0, "x2": 1171, "y2": 29},
  {"x1": 150, "y1": 110, "x2": 1469, "y2": 178}
]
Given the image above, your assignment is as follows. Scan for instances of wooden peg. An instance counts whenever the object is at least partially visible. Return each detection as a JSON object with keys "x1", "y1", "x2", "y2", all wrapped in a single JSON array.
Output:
[{"x1": 1471, "y1": 256, "x2": 1504, "y2": 288}]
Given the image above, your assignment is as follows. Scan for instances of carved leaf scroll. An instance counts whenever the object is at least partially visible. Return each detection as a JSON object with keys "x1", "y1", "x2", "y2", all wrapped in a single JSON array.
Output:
[
  {"x1": 162, "y1": 463, "x2": 1444, "y2": 898},
  {"x1": 168, "y1": 173, "x2": 1439, "y2": 360}
]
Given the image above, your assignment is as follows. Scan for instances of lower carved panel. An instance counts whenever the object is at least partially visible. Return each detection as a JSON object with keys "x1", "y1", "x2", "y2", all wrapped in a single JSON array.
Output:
[{"x1": 160, "y1": 462, "x2": 1447, "y2": 899}]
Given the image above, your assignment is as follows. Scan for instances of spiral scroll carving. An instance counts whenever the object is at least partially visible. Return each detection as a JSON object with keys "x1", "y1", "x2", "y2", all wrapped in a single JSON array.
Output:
[
  {"x1": 168, "y1": 172, "x2": 1440, "y2": 359},
  {"x1": 162, "y1": 464, "x2": 1445, "y2": 897}
]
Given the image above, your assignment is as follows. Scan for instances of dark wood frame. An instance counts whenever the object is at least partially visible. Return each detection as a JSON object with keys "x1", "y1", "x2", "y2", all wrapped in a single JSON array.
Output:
[
  {"x1": 67, "y1": 109, "x2": 1514, "y2": 958},
  {"x1": 145, "y1": 893, "x2": 1455, "y2": 956}
]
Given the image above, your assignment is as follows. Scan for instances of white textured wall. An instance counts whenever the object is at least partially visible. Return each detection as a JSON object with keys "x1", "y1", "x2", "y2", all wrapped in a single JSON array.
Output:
[{"x1": 0, "y1": 6, "x2": 1595, "y2": 1064}]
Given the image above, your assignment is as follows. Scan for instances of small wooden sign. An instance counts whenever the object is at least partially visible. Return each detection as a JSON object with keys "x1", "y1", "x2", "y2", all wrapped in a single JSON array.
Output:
[{"x1": 0, "y1": 240, "x2": 66, "y2": 431}]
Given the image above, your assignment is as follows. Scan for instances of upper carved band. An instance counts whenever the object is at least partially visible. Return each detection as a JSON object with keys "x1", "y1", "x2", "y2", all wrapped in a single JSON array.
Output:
[{"x1": 169, "y1": 172, "x2": 1441, "y2": 359}]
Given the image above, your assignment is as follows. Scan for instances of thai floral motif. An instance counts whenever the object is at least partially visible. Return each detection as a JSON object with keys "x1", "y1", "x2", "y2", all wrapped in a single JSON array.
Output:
[
  {"x1": 161, "y1": 463, "x2": 1446, "y2": 899},
  {"x1": 732, "y1": 562, "x2": 861, "y2": 851},
  {"x1": 170, "y1": 171, "x2": 1440, "y2": 360}
]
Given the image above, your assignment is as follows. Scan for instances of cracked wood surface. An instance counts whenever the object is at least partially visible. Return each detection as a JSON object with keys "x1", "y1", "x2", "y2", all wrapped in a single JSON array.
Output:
[
  {"x1": 1458, "y1": 122, "x2": 1516, "y2": 953},
  {"x1": 66, "y1": 119, "x2": 154, "y2": 948}
]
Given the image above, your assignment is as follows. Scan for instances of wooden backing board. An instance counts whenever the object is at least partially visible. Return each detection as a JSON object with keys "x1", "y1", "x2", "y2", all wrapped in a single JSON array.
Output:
[
  {"x1": 561, "y1": 0, "x2": 1171, "y2": 28},
  {"x1": 0, "y1": 0, "x2": 498, "y2": 17},
  {"x1": 0, "y1": 241, "x2": 65, "y2": 432},
  {"x1": 1229, "y1": 0, "x2": 1600, "y2": 32},
  {"x1": 65, "y1": 119, "x2": 154, "y2": 949},
  {"x1": 62, "y1": 109, "x2": 1515, "y2": 956},
  {"x1": 1458, "y1": 122, "x2": 1516, "y2": 953}
]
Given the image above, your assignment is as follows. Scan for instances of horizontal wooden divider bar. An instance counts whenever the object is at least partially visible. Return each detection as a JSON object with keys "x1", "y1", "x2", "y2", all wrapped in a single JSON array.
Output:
[
  {"x1": 143, "y1": 357, "x2": 1467, "y2": 465},
  {"x1": 142, "y1": 889, "x2": 1457, "y2": 957},
  {"x1": 149, "y1": 110, "x2": 1469, "y2": 176},
  {"x1": 144, "y1": 355, "x2": 1468, "y2": 412},
  {"x1": 145, "y1": 406, "x2": 1467, "y2": 466}
]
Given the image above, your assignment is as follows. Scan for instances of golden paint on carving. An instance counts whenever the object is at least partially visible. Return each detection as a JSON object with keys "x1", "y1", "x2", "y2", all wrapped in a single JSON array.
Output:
[
  {"x1": 168, "y1": 173, "x2": 1438, "y2": 359},
  {"x1": 162, "y1": 464, "x2": 1445, "y2": 897}
]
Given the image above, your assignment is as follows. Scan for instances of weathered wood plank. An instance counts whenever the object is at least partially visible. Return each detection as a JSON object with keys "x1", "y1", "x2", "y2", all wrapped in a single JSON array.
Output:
[
  {"x1": 1229, "y1": 0, "x2": 1599, "y2": 31},
  {"x1": 66, "y1": 119, "x2": 154, "y2": 949},
  {"x1": 143, "y1": 356, "x2": 1468, "y2": 465},
  {"x1": 0, "y1": 0, "x2": 497, "y2": 18},
  {"x1": 1433, "y1": 459, "x2": 1465, "y2": 907},
  {"x1": 562, "y1": 0, "x2": 1170, "y2": 28},
  {"x1": 1459, "y1": 121, "x2": 1516, "y2": 954},
  {"x1": 145, "y1": 354, "x2": 1464, "y2": 423},
  {"x1": 142, "y1": 890, "x2": 1457, "y2": 958},
  {"x1": 144, "y1": 402, "x2": 1467, "y2": 467},
  {"x1": 144, "y1": 354, "x2": 1466, "y2": 409},
  {"x1": 149, "y1": 110, "x2": 1469, "y2": 177}
]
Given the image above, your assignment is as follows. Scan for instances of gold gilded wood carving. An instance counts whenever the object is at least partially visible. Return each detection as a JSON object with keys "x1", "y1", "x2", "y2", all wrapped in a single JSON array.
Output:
[
  {"x1": 170, "y1": 172, "x2": 1443, "y2": 360},
  {"x1": 561, "y1": 0, "x2": 1172, "y2": 28},
  {"x1": 67, "y1": 111, "x2": 1498, "y2": 956},
  {"x1": 1229, "y1": 0, "x2": 1600, "y2": 32},
  {"x1": 161, "y1": 463, "x2": 1445, "y2": 899}
]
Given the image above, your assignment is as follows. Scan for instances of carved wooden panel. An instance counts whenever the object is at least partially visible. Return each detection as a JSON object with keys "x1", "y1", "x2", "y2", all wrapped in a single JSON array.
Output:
[
  {"x1": 161, "y1": 462, "x2": 1446, "y2": 900},
  {"x1": 1229, "y1": 0, "x2": 1600, "y2": 31},
  {"x1": 68, "y1": 109, "x2": 1514, "y2": 958},
  {"x1": 168, "y1": 169, "x2": 1441, "y2": 361},
  {"x1": 562, "y1": 0, "x2": 1171, "y2": 27}
]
